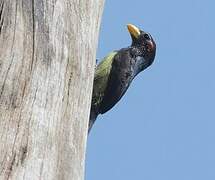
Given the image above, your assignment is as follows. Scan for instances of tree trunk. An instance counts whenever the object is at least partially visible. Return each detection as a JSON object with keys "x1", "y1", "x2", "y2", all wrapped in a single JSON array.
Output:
[{"x1": 0, "y1": 0, "x2": 104, "y2": 179}]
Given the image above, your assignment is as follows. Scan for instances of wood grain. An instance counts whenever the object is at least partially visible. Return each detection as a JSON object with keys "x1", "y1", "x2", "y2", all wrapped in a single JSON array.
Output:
[{"x1": 0, "y1": 0, "x2": 105, "y2": 179}]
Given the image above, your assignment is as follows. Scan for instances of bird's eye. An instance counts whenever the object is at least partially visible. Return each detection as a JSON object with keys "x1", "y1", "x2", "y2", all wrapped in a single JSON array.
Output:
[{"x1": 144, "y1": 34, "x2": 150, "y2": 40}]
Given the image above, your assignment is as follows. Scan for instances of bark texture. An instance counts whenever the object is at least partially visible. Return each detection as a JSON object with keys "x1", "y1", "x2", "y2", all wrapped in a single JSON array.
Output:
[{"x1": 0, "y1": 0, "x2": 104, "y2": 179}]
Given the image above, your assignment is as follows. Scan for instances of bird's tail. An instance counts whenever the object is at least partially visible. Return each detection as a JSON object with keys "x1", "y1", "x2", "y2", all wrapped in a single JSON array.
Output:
[{"x1": 88, "y1": 107, "x2": 98, "y2": 134}]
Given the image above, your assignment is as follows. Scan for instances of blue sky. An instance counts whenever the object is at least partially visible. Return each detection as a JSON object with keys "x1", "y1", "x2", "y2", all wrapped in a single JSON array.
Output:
[{"x1": 86, "y1": 0, "x2": 215, "y2": 179}]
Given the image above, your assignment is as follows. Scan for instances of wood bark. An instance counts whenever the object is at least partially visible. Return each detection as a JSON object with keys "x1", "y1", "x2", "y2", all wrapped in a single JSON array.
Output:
[{"x1": 0, "y1": 0, "x2": 104, "y2": 179}]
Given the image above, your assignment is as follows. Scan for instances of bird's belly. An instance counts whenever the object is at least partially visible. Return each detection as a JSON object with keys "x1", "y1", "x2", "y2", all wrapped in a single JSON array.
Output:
[{"x1": 99, "y1": 77, "x2": 132, "y2": 114}]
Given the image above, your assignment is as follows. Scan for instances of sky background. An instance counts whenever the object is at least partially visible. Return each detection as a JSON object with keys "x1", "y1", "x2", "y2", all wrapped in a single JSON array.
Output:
[{"x1": 86, "y1": 0, "x2": 215, "y2": 179}]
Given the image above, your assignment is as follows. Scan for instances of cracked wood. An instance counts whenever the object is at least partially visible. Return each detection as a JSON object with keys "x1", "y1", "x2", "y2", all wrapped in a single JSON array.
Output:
[{"x1": 0, "y1": 0, "x2": 105, "y2": 179}]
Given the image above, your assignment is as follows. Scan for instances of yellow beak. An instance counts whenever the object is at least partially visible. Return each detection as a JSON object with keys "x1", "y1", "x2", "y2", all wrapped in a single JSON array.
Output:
[{"x1": 127, "y1": 24, "x2": 141, "y2": 39}]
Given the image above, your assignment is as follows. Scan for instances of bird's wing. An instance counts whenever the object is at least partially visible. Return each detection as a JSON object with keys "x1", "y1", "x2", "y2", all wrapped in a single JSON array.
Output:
[
  {"x1": 92, "y1": 52, "x2": 117, "y2": 108},
  {"x1": 100, "y1": 48, "x2": 134, "y2": 114}
]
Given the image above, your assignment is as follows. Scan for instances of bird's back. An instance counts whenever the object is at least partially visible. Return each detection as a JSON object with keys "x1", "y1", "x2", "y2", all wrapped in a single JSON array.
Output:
[
  {"x1": 89, "y1": 51, "x2": 117, "y2": 132},
  {"x1": 99, "y1": 48, "x2": 134, "y2": 114},
  {"x1": 91, "y1": 52, "x2": 117, "y2": 114}
]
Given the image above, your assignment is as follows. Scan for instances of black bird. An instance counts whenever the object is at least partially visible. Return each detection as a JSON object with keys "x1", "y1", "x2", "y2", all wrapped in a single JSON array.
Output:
[{"x1": 89, "y1": 24, "x2": 156, "y2": 133}]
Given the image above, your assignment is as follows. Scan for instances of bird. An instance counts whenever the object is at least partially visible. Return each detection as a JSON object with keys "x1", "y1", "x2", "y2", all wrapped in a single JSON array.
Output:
[{"x1": 89, "y1": 24, "x2": 156, "y2": 133}]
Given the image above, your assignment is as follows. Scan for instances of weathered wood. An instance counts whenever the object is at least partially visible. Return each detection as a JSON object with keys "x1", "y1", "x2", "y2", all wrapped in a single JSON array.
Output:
[{"x1": 0, "y1": 0, "x2": 105, "y2": 179}]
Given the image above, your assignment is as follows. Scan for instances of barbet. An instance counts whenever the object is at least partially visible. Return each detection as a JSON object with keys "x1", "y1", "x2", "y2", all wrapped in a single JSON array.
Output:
[{"x1": 89, "y1": 24, "x2": 156, "y2": 133}]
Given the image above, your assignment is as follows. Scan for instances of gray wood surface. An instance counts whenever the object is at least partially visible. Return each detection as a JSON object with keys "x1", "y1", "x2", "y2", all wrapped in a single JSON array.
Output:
[{"x1": 0, "y1": 0, "x2": 104, "y2": 179}]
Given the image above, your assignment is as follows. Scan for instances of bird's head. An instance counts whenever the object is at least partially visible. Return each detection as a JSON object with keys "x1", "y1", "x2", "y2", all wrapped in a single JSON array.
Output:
[{"x1": 127, "y1": 24, "x2": 156, "y2": 71}]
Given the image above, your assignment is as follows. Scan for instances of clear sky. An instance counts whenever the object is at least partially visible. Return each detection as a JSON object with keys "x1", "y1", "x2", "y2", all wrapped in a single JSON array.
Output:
[{"x1": 86, "y1": 0, "x2": 215, "y2": 179}]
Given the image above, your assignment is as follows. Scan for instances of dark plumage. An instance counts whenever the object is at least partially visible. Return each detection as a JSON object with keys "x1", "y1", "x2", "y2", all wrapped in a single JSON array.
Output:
[{"x1": 89, "y1": 24, "x2": 156, "y2": 133}]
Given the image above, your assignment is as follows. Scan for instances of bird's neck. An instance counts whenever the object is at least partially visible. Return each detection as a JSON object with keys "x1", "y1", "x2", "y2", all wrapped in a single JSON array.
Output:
[{"x1": 132, "y1": 56, "x2": 147, "y2": 78}]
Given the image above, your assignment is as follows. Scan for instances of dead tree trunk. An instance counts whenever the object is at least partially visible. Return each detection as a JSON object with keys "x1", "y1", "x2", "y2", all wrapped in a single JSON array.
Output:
[{"x1": 0, "y1": 0, "x2": 104, "y2": 179}]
